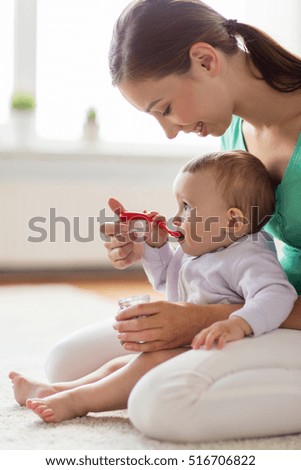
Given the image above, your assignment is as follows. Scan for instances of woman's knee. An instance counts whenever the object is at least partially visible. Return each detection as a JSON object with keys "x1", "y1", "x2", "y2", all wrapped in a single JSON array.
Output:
[
  {"x1": 45, "y1": 334, "x2": 98, "y2": 382},
  {"x1": 128, "y1": 345, "x2": 254, "y2": 441},
  {"x1": 45, "y1": 319, "x2": 127, "y2": 382},
  {"x1": 128, "y1": 333, "x2": 301, "y2": 442},
  {"x1": 45, "y1": 340, "x2": 76, "y2": 382},
  {"x1": 128, "y1": 354, "x2": 209, "y2": 442},
  {"x1": 128, "y1": 366, "x2": 166, "y2": 437}
]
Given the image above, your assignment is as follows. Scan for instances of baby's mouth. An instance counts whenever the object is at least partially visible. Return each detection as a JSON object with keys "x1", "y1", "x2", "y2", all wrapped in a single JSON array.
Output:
[{"x1": 177, "y1": 233, "x2": 185, "y2": 243}]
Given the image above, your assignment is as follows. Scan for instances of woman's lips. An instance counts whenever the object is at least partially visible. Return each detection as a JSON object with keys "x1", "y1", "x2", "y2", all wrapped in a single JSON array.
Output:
[{"x1": 194, "y1": 122, "x2": 208, "y2": 137}]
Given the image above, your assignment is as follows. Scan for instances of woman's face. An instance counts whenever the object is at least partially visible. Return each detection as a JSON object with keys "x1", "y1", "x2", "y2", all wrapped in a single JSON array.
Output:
[{"x1": 118, "y1": 67, "x2": 233, "y2": 140}]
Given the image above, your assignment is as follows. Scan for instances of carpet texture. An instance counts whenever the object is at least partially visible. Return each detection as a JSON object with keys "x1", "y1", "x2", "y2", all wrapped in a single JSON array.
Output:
[{"x1": 1, "y1": 284, "x2": 301, "y2": 450}]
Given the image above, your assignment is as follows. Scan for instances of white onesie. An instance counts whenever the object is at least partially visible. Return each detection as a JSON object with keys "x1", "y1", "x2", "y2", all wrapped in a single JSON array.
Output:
[{"x1": 142, "y1": 232, "x2": 297, "y2": 336}]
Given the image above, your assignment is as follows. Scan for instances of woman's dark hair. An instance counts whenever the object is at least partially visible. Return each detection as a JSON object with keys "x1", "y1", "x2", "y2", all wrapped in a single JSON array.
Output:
[{"x1": 109, "y1": 0, "x2": 301, "y2": 92}]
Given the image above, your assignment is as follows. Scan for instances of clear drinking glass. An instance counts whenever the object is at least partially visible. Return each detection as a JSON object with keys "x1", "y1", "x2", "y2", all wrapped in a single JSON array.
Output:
[
  {"x1": 118, "y1": 294, "x2": 151, "y2": 310},
  {"x1": 117, "y1": 294, "x2": 151, "y2": 344}
]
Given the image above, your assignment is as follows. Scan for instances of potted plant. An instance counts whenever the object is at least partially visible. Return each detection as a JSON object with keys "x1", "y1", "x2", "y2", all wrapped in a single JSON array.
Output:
[
  {"x1": 10, "y1": 91, "x2": 36, "y2": 145},
  {"x1": 83, "y1": 106, "x2": 99, "y2": 141},
  {"x1": 11, "y1": 92, "x2": 36, "y2": 111}
]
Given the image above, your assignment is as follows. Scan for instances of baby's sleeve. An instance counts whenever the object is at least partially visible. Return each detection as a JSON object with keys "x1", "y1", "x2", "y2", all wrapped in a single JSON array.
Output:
[
  {"x1": 229, "y1": 246, "x2": 298, "y2": 336},
  {"x1": 142, "y1": 243, "x2": 175, "y2": 294}
]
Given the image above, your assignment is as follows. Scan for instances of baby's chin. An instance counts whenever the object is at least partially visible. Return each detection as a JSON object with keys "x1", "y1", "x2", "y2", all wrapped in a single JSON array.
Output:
[{"x1": 178, "y1": 239, "x2": 205, "y2": 257}]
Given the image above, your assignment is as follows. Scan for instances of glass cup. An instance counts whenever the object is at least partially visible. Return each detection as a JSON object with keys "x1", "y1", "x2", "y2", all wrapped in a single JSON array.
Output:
[
  {"x1": 117, "y1": 294, "x2": 151, "y2": 344},
  {"x1": 118, "y1": 294, "x2": 151, "y2": 310}
]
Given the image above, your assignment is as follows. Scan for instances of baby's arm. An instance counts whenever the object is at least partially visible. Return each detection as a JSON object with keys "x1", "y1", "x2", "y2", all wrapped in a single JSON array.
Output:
[
  {"x1": 123, "y1": 211, "x2": 175, "y2": 293},
  {"x1": 228, "y1": 244, "x2": 297, "y2": 336},
  {"x1": 142, "y1": 242, "x2": 175, "y2": 293},
  {"x1": 192, "y1": 236, "x2": 297, "y2": 350},
  {"x1": 191, "y1": 316, "x2": 252, "y2": 350}
]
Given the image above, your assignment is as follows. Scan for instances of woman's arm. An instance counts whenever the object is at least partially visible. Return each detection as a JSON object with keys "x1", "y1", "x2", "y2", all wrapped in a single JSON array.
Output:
[
  {"x1": 114, "y1": 301, "x2": 243, "y2": 352},
  {"x1": 280, "y1": 296, "x2": 301, "y2": 330},
  {"x1": 114, "y1": 295, "x2": 301, "y2": 352}
]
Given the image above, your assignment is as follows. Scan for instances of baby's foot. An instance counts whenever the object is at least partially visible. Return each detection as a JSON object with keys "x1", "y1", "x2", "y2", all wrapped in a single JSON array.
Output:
[
  {"x1": 26, "y1": 390, "x2": 87, "y2": 423},
  {"x1": 9, "y1": 371, "x2": 58, "y2": 406}
]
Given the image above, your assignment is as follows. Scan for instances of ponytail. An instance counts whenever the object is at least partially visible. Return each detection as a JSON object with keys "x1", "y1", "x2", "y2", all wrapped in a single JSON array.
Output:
[{"x1": 234, "y1": 22, "x2": 301, "y2": 92}]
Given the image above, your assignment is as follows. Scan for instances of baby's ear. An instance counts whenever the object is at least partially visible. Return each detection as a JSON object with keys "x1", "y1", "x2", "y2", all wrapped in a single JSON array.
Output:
[{"x1": 226, "y1": 207, "x2": 247, "y2": 233}]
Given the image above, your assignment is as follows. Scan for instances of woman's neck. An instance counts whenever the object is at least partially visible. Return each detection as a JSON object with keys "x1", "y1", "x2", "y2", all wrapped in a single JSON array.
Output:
[{"x1": 227, "y1": 51, "x2": 301, "y2": 131}]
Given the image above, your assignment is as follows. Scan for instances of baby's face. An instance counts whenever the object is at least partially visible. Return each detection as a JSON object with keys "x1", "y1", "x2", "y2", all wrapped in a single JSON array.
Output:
[{"x1": 173, "y1": 170, "x2": 230, "y2": 257}]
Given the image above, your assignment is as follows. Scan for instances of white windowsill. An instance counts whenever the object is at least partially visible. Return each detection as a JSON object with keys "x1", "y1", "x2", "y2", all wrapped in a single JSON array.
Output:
[
  {"x1": 0, "y1": 136, "x2": 218, "y2": 162},
  {"x1": 0, "y1": 119, "x2": 219, "y2": 162}
]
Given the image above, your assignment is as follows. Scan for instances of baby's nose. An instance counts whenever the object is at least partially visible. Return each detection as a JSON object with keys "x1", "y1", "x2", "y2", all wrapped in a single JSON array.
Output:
[{"x1": 172, "y1": 215, "x2": 183, "y2": 227}]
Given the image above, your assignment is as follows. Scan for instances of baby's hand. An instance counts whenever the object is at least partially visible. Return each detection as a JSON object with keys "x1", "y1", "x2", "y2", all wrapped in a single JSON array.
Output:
[
  {"x1": 191, "y1": 317, "x2": 253, "y2": 350},
  {"x1": 145, "y1": 212, "x2": 168, "y2": 248}
]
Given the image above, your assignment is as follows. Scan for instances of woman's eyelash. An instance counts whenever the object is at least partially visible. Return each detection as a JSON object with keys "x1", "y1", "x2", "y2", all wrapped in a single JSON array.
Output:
[{"x1": 163, "y1": 105, "x2": 171, "y2": 117}]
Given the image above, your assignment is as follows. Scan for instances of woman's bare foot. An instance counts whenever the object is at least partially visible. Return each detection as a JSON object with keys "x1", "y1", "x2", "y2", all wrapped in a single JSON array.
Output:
[
  {"x1": 26, "y1": 390, "x2": 87, "y2": 423},
  {"x1": 9, "y1": 371, "x2": 59, "y2": 406}
]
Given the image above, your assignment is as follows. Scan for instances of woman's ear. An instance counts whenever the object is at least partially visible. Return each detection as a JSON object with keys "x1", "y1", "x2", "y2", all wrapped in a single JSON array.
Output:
[
  {"x1": 226, "y1": 207, "x2": 247, "y2": 234},
  {"x1": 189, "y1": 42, "x2": 220, "y2": 77}
]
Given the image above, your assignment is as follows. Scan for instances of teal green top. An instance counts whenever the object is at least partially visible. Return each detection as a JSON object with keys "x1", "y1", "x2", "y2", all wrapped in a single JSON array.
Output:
[{"x1": 221, "y1": 116, "x2": 301, "y2": 294}]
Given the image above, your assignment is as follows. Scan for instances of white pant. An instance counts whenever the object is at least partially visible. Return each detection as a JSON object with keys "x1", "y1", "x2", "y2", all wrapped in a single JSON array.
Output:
[
  {"x1": 45, "y1": 318, "x2": 133, "y2": 382},
  {"x1": 46, "y1": 322, "x2": 301, "y2": 442}
]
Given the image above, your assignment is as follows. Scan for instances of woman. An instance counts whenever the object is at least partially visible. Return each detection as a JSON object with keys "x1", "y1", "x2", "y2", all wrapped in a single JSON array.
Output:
[{"x1": 46, "y1": 0, "x2": 301, "y2": 441}]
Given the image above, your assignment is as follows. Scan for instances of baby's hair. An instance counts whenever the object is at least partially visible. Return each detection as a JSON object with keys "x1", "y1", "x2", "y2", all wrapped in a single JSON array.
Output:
[
  {"x1": 181, "y1": 150, "x2": 275, "y2": 233},
  {"x1": 109, "y1": 0, "x2": 301, "y2": 92}
]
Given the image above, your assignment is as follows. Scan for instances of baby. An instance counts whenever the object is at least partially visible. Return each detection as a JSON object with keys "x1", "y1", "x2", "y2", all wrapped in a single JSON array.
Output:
[
  {"x1": 9, "y1": 150, "x2": 297, "y2": 423},
  {"x1": 142, "y1": 150, "x2": 297, "y2": 348}
]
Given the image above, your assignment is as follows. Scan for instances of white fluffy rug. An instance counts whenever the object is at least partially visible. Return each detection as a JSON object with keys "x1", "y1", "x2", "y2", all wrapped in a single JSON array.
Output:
[{"x1": 1, "y1": 284, "x2": 301, "y2": 450}]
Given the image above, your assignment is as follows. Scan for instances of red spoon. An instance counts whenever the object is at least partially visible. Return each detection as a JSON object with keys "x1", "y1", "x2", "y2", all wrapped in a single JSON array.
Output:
[{"x1": 119, "y1": 210, "x2": 182, "y2": 238}]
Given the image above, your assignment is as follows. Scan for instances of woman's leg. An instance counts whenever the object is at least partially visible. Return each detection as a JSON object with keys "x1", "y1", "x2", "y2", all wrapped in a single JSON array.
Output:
[
  {"x1": 128, "y1": 330, "x2": 301, "y2": 442},
  {"x1": 45, "y1": 318, "x2": 134, "y2": 382},
  {"x1": 27, "y1": 348, "x2": 186, "y2": 423}
]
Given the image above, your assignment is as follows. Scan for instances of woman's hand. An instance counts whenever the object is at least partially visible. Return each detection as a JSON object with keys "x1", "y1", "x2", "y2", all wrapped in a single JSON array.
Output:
[
  {"x1": 114, "y1": 301, "x2": 198, "y2": 351},
  {"x1": 100, "y1": 197, "x2": 144, "y2": 269},
  {"x1": 114, "y1": 301, "x2": 244, "y2": 352}
]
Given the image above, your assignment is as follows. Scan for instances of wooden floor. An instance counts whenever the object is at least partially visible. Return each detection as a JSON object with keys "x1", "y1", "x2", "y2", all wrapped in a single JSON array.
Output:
[
  {"x1": 0, "y1": 269, "x2": 164, "y2": 303},
  {"x1": 71, "y1": 275, "x2": 164, "y2": 302}
]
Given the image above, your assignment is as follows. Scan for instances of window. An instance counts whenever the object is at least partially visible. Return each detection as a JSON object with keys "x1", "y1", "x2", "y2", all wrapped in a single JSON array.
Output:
[
  {"x1": 208, "y1": 0, "x2": 300, "y2": 54},
  {"x1": 2, "y1": 0, "x2": 301, "y2": 147},
  {"x1": 36, "y1": 0, "x2": 121, "y2": 142},
  {"x1": 36, "y1": 0, "x2": 208, "y2": 146}
]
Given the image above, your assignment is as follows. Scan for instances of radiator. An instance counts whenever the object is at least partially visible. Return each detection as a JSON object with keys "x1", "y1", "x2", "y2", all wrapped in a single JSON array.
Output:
[{"x1": 0, "y1": 154, "x2": 187, "y2": 270}]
